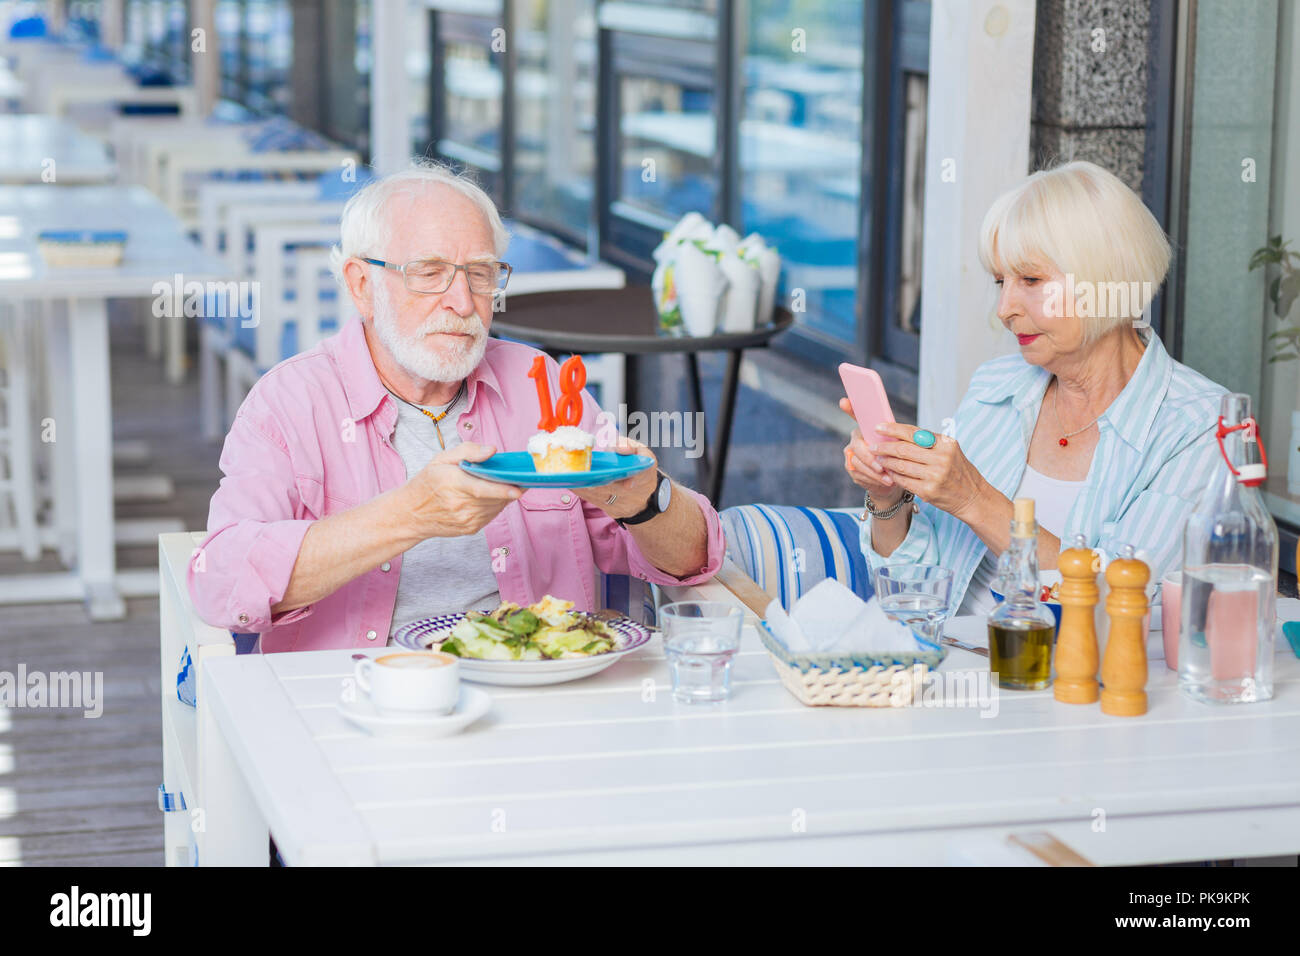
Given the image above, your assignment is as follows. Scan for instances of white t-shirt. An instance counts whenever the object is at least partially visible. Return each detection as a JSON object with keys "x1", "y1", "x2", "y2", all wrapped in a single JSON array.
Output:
[
  {"x1": 385, "y1": 389, "x2": 501, "y2": 641},
  {"x1": 960, "y1": 464, "x2": 1086, "y2": 616}
]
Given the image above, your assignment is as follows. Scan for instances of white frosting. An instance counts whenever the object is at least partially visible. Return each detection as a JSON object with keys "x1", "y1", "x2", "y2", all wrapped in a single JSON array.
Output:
[{"x1": 527, "y1": 426, "x2": 594, "y2": 456}]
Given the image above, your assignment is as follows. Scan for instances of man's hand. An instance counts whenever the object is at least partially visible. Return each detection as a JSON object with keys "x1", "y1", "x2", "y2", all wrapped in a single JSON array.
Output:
[
  {"x1": 404, "y1": 442, "x2": 523, "y2": 538},
  {"x1": 572, "y1": 436, "x2": 660, "y2": 521}
]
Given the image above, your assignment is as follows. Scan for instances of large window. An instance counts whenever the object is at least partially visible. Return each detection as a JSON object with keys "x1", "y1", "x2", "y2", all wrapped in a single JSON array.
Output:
[
  {"x1": 122, "y1": 0, "x2": 189, "y2": 80},
  {"x1": 438, "y1": 13, "x2": 506, "y2": 196},
  {"x1": 740, "y1": 0, "x2": 864, "y2": 349},
  {"x1": 599, "y1": 5, "x2": 718, "y2": 267},
  {"x1": 511, "y1": 0, "x2": 597, "y2": 242},
  {"x1": 243, "y1": 0, "x2": 292, "y2": 115},
  {"x1": 214, "y1": 0, "x2": 292, "y2": 115},
  {"x1": 401, "y1": 0, "x2": 929, "y2": 381},
  {"x1": 318, "y1": 0, "x2": 372, "y2": 156}
]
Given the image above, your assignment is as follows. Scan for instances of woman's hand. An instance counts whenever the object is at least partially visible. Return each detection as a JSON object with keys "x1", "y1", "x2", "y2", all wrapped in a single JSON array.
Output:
[
  {"x1": 839, "y1": 398, "x2": 905, "y2": 507},
  {"x1": 869, "y1": 422, "x2": 989, "y2": 521}
]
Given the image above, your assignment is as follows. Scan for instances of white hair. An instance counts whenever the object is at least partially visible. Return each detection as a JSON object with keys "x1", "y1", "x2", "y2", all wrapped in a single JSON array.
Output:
[
  {"x1": 328, "y1": 160, "x2": 510, "y2": 284},
  {"x1": 978, "y1": 160, "x2": 1172, "y2": 342}
]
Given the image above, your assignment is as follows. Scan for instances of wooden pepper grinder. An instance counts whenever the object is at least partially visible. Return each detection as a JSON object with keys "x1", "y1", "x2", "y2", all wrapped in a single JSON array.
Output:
[
  {"x1": 1101, "y1": 545, "x2": 1150, "y2": 716},
  {"x1": 1055, "y1": 534, "x2": 1100, "y2": 704}
]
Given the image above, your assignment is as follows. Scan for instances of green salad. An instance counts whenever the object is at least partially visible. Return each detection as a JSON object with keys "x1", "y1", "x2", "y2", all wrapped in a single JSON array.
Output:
[{"x1": 438, "y1": 596, "x2": 618, "y2": 661}]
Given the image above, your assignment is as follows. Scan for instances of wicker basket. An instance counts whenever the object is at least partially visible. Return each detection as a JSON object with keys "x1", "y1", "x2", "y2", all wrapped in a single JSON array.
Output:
[{"x1": 758, "y1": 621, "x2": 947, "y2": 707}]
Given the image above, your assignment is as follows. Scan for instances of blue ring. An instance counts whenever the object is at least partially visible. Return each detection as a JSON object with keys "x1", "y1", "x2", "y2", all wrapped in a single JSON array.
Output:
[{"x1": 913, "y1": 429, "x2": 937, "y2": 449}]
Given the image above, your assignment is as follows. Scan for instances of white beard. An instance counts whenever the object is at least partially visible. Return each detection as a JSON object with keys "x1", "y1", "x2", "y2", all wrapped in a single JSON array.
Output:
[{"x1": 371, "y1": 279, "x2": 488, "y2": 384}]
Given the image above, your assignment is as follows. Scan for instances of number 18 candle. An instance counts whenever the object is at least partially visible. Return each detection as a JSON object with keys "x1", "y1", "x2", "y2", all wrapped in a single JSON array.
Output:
[{"x1": 528, "y1": 354, "x2": 587, "y2": 431}]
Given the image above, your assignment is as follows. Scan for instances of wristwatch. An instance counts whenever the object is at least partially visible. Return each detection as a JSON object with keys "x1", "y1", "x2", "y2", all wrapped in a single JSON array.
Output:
[
  {"x1": 617, "y1": 471, "x2": 672, "y2": 527},
  {"x1": 863, "y1": 489, "x2": 915, "y2": 520}
]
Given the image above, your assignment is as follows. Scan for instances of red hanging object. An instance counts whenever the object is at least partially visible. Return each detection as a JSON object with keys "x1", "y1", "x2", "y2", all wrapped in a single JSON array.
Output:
[
  {"x1": 1059, "y1": 437, "x2": 1069, "y2": 447},
  {"x1": 1214, "y1": 415, "x2": 1268, "y2": 487}
]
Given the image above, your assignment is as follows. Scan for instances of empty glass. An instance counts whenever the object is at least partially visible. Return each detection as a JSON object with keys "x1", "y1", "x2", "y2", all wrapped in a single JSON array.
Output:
[
  {"x1": 872, "y1": 565, "x2": 954, "y2": 645},
  {"x1": 660, "y1": 601, "x2": 744, "y2": 703}
]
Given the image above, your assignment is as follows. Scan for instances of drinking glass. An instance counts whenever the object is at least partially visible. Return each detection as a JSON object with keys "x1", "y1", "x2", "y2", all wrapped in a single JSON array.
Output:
[
  {"x1": 660, "y1": 601, "x2": 744, "y2": 703},
  {"x1": 872, "y1": 565, "x2": 954, "y2": 645}
]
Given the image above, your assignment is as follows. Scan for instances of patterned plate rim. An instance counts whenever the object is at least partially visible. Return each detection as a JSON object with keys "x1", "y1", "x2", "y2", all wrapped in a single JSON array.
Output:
[{"x1": 391, "y1": 612, "x2": 653, "y2": 664}]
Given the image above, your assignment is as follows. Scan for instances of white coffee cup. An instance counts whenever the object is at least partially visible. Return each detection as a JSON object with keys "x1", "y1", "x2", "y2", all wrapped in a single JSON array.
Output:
[{"x1": 355, "y1": 652, "x2": 460, "y2": 716}]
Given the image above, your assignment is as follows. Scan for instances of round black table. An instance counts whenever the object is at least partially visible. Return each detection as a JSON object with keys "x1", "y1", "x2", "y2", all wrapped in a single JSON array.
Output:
[{"x1": 492, "y1": 286, "x2": 794, "y2": 504}]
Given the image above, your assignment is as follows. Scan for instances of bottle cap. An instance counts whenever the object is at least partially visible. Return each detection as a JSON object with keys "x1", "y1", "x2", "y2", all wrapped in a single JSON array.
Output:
[{"x1": 1012, "y1": 497, "x2": 1036, "y2": 537}]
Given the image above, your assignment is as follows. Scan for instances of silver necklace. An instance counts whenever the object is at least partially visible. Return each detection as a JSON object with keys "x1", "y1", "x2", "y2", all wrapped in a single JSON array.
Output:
[{"x1": 1051, "y1": 382, "x2": 1101, "y2": 447}]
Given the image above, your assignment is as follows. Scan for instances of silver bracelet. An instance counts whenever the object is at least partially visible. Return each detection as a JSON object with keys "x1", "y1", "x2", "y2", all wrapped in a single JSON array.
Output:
[{"x1": 863, "y1": 489, "x2": 915, "y2": 520}]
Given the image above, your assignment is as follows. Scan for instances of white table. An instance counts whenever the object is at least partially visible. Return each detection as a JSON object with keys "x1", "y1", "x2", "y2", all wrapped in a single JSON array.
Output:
[
  {"x1": 197, "y1": 606, "x2": 1300, "y2": 866},
  {"x1": 0, "y1": 185, "x2": 229, "y2": 618},
  {"x1": 0, "y1": 114, "x2": 115, "y2": 184}
]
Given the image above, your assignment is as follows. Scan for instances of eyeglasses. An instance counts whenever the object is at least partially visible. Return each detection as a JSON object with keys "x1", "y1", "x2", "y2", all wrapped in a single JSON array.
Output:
[{"x1": 360, "y1": 256, "x2": 512, "y2": 295}]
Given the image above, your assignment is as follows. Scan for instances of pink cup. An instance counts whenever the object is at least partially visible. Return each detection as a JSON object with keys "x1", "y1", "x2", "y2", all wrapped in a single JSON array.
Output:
[{"x1": 1161, "y1": 571, "x2": 1181, "y2": 671}]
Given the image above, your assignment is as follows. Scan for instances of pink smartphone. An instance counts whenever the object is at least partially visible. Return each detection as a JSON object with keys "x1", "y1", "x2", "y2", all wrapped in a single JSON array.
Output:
[{"x1": 838, "y1": 362, "x2": 895, "y2": 439}]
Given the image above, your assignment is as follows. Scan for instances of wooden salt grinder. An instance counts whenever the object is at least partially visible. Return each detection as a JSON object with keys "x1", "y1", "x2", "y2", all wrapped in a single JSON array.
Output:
[
  {"x1": 1100, "y1": 546, "x2": 1150, "y2": 716},
  {"x1": 1055, "y1": 536, "x2": 1099, "y2": 704}
]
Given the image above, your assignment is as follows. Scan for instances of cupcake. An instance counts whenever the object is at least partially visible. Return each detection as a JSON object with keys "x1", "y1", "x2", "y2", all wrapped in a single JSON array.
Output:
[{"x1": 527, "y1": 426, "x2": 594, "y2": 473}]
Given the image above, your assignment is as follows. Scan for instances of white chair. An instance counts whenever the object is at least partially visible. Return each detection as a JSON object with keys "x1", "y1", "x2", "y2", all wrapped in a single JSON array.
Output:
[
  {"x1": 158, "y1": 530, "x2": 238, "y2": 867},
  {"x1": 292, "y1": 247, "x2": 345, "y2": 356},
  {"x1": 0, "y1": 302, "x2": 40, "y2": 560},
  {"x1": 210, "y1": 221, "x2": 346, "y2": 432},
  {"x1": 197, "y1": 179, "x2": 320, "y2": 259},
  {"x1": 157, "y1": 146, "x2": 359, "y2": 232}
]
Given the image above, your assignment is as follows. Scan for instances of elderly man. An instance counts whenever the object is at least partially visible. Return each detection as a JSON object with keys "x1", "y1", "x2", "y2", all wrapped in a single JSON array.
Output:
[{"x1": 189, "y1": 162, "x2": 723, "y2": 652}]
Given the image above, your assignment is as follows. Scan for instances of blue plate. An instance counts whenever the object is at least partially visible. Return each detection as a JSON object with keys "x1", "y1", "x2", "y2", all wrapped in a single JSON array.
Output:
[{"x1": 460, "y1": 451, "x2": 654, "y2": 488}]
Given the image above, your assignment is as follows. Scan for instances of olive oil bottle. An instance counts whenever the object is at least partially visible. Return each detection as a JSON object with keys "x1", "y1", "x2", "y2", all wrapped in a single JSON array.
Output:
[{"x1": 988, "y1": 498, "x2": 1057, "y2": 690}]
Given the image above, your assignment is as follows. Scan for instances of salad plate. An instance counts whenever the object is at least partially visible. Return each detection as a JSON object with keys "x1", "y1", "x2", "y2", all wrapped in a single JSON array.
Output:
[{"x1": 392, "y1": 607, "x2": 654, "y2": 686}]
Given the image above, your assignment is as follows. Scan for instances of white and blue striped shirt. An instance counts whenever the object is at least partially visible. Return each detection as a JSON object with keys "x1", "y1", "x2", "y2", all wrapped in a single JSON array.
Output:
[{"x1": 861, "y1": 331, "x2": 1227, "y2": 613}]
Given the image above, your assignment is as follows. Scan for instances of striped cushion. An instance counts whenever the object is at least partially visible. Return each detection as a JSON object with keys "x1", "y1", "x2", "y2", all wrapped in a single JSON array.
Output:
[{"x1": 721, "y1": 504, "x2": 873, "y2": 612}]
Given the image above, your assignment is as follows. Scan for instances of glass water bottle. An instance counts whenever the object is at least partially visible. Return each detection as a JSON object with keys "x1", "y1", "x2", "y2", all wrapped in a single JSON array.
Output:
[
  {"x1": 988, "y1": 498, "x2": 1057, "y2": 690},
  {"x1": 1179, "y1": 393, "x2": 1278, "y2": 704}
]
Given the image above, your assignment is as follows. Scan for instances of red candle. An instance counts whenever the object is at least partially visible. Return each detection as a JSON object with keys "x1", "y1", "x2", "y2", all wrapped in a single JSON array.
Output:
[
  {"x1": 528, "y1": 355, "x2": 557, "y2": 431},
  {"x1": 555, "y1": 355, "x2": 587, "y2": 427}
]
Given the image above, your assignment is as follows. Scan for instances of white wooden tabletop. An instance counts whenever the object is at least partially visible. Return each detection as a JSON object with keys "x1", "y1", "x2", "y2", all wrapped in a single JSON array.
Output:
[
  {"x1": 201, "y1": 601, "x2": 1300, "y2": 866},
  {"x1": 0, "y1": 114, "x2": 115, "y2": 184},
  {"x1": 0, "y1": 184, "x2": 228, "y2": 296}
]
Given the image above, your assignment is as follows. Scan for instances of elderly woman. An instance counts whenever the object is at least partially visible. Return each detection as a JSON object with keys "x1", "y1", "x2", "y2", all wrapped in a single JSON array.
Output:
[{"x1": 843, "y1": 161, "x2": 1227, "y2": 614}]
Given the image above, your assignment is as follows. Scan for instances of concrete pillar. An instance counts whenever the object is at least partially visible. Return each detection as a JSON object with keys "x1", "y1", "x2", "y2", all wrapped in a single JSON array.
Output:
[
  {"x1": 1030, "y1": 0, "x2": 1152, "y2": 193},
  {"x1": 370, "y1": 0, "x2": 409, "y2": 173},
  {"x1": 100, "y1": 0, "x2": 124, "y2": 48},
  {"x1": 192, "y1": 0, "x2": 220, "y2": 116}
]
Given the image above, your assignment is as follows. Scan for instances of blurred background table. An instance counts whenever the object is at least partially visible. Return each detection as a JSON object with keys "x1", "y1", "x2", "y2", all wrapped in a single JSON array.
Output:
[
  {"x1": 0, "y1": 113, "x2": 115, "y2": 184},
  {"x1": 494, "y1": 285, "x2": 793, "y2": 503},
  {"x1": 0, "y1": 184, "x2": 228, "y2": 618}
]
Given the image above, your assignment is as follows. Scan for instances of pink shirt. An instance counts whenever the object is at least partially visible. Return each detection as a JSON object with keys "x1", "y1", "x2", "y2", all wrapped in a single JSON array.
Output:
[{"x1": 188, "y1": 317, "x2": 725, "y2": 653}]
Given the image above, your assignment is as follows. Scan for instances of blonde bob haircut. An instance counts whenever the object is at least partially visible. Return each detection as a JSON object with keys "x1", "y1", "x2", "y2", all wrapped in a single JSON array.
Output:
[{"x1": 977, "y1": 160, "x2": 1171, "y2": 342}]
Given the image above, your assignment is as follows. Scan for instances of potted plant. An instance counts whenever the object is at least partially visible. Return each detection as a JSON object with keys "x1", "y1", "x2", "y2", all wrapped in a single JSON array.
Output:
[{"x1": 1250, "y1": 235, "x2": 1300, "y2": 360}]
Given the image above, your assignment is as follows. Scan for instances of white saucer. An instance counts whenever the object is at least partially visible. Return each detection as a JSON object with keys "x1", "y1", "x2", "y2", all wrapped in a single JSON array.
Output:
[{"x1": 337, "y1": 686, "x2": 491, "y2": 738}]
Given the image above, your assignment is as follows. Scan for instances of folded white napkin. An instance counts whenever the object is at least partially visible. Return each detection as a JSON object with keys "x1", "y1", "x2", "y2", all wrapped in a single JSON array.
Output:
[{"x1": 764, "y1": 579, "x2": 926, "y2": 655}]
